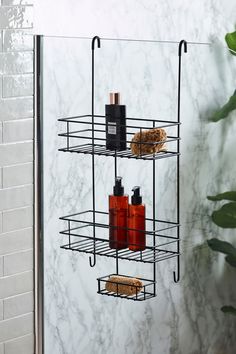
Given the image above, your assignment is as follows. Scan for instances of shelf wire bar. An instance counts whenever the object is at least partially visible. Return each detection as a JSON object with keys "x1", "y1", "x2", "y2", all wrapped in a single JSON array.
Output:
[
  {"x1": 173, "y1": 40, "x2": 187, "y2": 282},
  {"x1": 153, "y1": 119, "x2": 156, "y2": 296},
  {"x1": 114, "y1": 148, "x2": 119, "y2": 275}
]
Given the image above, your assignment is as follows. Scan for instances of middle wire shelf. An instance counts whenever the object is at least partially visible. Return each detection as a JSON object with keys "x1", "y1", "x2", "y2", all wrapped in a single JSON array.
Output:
[
  {"x1": 58, "y1": 114, "x2": 180, "y2": 161},
  {"x1": 60, "y1": 210, "x2": 180, "y2": 264}
]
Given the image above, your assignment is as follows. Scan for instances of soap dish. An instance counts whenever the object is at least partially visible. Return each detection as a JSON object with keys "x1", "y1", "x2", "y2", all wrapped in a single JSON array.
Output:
[{"x1": 97, "y1": 273, "x2": 156, "y2": 301}]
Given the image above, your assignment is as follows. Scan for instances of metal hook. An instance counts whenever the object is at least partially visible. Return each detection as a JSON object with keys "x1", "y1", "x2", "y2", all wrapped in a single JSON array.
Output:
[
  {"x1": 89, "y1": 255, "x2": 96, "y2": 267},
  {"x1": 173, "y1": 257, "x2": 180, "y2": 283},
  {"x1": 91, "y1": 35, "x2": 101, "y2": 50},
  {"x1": 178, "y1": 39, "x2": 187, "y2": 56}
]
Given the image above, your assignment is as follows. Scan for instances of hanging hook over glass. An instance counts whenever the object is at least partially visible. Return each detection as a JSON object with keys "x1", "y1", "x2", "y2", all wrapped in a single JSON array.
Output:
[
  {"x1": 91, "y1": 35, "x2": 101, "y2": 50},
  {"x1": 178, "y1": 39, "x2": 187, "y2": 56}
]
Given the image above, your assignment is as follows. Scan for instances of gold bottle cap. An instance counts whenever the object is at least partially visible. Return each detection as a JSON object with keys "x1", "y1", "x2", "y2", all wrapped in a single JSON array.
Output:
[{"x1": 110, "y1": 92, "x2": 120, "y2": 105}]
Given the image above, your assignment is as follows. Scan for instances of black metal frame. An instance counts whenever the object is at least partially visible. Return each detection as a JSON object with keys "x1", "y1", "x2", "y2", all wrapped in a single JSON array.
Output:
[{"x1": 59, "y1": 36, "x2": 188, "y2": 300}]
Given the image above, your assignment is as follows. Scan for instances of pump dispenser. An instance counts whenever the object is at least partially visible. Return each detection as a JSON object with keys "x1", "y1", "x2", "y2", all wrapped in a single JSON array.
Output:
[
  {"x1": 113, "y1": 176, "x2": 124, "y2": 196},
  {"x1": 131, "y1": 186, "x2": 142, "y2": 205},
  {"x1": 109, "y1": 177, "x2": 128, "y2": 249},
  {"x1": 128, "y1": 186, "x2": 146, "y2": 251}
]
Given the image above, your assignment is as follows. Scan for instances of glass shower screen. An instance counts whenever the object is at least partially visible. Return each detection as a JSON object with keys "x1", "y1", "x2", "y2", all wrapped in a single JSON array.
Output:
[{"x1": 38, "y1": 35, "x2": 236, "y2": 354}]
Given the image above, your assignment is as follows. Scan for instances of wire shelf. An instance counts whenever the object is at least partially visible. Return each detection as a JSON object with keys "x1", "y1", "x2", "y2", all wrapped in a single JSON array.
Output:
[
  {"x1": 97, "y1": 274, "x2": 156, "y2": 301},
  {"x1": 58, "y1": 114, "x2": 180, "y2": 161},
  {"x1": 60, "y1": 210, "x2": 179, "y2": 264}
]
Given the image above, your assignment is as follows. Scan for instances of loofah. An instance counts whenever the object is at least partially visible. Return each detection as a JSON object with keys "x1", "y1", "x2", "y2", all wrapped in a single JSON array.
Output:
[
  {"x1": 130, "y1": 128, "x2": 167, "y2": 155},
  {"x1": 105, "y1": 275, "x2": 143, "y2": 296}
]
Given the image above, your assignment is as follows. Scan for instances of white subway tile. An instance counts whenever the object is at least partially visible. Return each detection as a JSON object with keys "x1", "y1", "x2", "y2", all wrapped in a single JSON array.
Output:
[
  {"x1": 0, "y1": 141, "x2": 33, "y2": 166},
  {"x1": 0, "y1": 300, "x2": 3, "y2": 321},
  {"x1": 0, "y1": 343, "x2": 3, "y2": 354},
  {"x1": 2, "y1": 206, "x2": 33, "y2": 233},
  {"x1": 4, "y1": 249, "x2": 33, "y2": 276},
  {"x1": 4, "y1": 333, "x2": 34, "y2": 354},
  {"x1": 0, "y1": 7, "x2": 33, "y2": 30},
  {"x1": 0, "y1": 213, "x2": 2, "y2": 233},
  {"x1": 0, "y1": 257, "x2": 3, "y2": 277},
  {"x1": 0, "y1": 312, "x2": 33, "y2": 342},
  {"x1": 0, "y1": 52, "x2": 33, "y2": 75},
  {"x1": 3, "y1": 119, "x2": 33, "y2": 143},
  {"x1": 0, "y1": 185, "x2": 33, "y2": 211},
  {"x1": 0, "y1": 97, "x2": 33, "y2": 120},
  {"x1": 3, "y1": 74, "x2": 33, "y2": 98},
  {"x1": 2, "y1": 0, "x2": 34, "y2": 4},
  {"x1": 0, "y1": 122, "x2": 2, "y2": 144},
  {"x1": 0, "y1": 228, "x2": 33, "y2": 255},
  {"x1": 0, "y1": 168, "x2": 2, "y2": 188},
  {"x1": 3, "y1": 30, "x2": 33, "y2": 52},
  {"x1": 3, "y1": 162, "x2": 33, "y2": 188},
  {"x1": 4, "y1": 291, "x2": 33, "y2": 319},
  {"x1": 2, "y1": 207, "x2": 33, "y2": 234},
  {"x1": 0, "y1": 32, "x2": 2, "y2": 52},
  {"x1": 0, "y1": 271, "x2": 33, "y2": 299}
]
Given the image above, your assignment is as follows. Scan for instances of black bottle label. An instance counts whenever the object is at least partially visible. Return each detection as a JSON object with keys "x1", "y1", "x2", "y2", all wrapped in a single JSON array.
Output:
[{"x1": 108, "y1": 122, "x2": 117, "y2": 135}]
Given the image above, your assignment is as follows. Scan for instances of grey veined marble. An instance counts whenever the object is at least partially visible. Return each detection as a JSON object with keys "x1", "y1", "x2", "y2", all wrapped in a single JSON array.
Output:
[{"x1": 42, "y1": 27, "x2": 236, "y2": 354}]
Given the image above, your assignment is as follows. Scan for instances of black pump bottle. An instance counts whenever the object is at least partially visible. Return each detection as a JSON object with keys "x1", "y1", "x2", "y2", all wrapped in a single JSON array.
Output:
[{"x1": 105, "y1": 92, "x2": 126, "y2": 151}]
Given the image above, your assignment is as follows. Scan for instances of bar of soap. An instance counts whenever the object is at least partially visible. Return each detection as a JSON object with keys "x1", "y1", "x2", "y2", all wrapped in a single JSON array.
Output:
[
  {"x1": 130, "y1": 128, "x2": 167, "y2": 155},
  {"x1": 105, "y1": 275, "x2": 143, "y2": 296}
]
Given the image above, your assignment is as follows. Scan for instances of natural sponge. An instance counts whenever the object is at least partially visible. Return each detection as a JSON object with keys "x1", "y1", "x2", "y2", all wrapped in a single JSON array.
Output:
[
  {"x1": 105, "y1": 275, "x2": 143, "y2": 296},
  {"x1": 130, "y1": 128, "x2": 167, "y2": 155}
]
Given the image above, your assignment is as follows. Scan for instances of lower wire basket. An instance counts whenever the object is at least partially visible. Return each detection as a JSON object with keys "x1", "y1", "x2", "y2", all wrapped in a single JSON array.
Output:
[{"x1": 97, "y1": 274, "x2": 156, "y2": 301}]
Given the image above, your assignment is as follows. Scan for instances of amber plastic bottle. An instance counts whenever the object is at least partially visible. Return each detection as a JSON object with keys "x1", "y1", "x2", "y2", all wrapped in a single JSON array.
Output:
[
  {"x1": 128, "y1": 187, "x2": 146, "y2": 251},
  {"x1": 109, "y1": 177, "x2": 128, "y2": 249}
]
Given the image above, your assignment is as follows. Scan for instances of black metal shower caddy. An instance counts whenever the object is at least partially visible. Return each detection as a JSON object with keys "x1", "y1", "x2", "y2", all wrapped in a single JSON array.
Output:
[{"x1": 59, "y1": 36, "x2": 187, "y2": 301}]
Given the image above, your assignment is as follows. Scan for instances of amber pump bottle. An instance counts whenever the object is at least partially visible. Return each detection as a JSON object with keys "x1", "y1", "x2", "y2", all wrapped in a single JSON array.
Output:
[
  {"x1": 105, "y1": 92, "x2": 126, "y2": 151},
  {"x1": 109, "y1": 177, "x2": 128, "y2": 249},
  {"x1": 128, "y1": 187, "x2": 146, "y2": 251}
]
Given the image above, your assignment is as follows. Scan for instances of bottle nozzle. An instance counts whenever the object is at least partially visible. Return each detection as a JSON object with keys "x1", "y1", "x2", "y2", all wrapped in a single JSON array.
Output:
[
  {"x1": 113, "y1": 176, "x2": 124, "y2": 196},
  {"x1": 109, "y1": 92, "x2": 120, "y2": 105},
  {"x1": 131, "y1": 186, "x2": 142, "y2": 205}
]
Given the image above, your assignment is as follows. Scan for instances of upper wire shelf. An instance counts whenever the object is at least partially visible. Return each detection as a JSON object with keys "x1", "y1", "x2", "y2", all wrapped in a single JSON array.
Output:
[{"x1": 58, "y1": 114, "x2": 180, "y2": 161}]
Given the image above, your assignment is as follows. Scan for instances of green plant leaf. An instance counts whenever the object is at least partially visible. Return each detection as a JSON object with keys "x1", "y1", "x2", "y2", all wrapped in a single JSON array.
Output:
[
  {"x1": 210, "y1": 92, "x2": 236, "y2": 122},
  {"x1": 225, "y1": 31, "x2": 236, "y2": 55},
  {"x1": 225, "y1": 255, "x2": 236, "y2": 268},
  {"x1": 207, "y1": 239, "x2": 236, "y2": 268},
  {"x1": 221, "y1": 306, "x2": 236, "y2": 315},
  {"x1": 207, "y1": 191, "x2": 236, "y2": 202},
  {"x1": 212, "y1": 202, "x2": 236, "y2": 228},
  {"x1": 207, "y1": 238, "x2": 236, "y2": 257}
]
